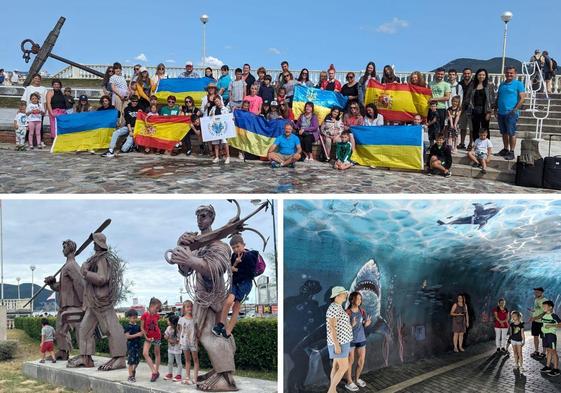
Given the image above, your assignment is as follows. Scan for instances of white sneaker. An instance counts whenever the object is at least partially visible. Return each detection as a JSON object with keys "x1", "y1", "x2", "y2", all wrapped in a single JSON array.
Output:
[
  {"x1": 356, "y1": 379, "x2": 367, "y2": 388},
  {"x1": 224, "y1": 157, "x2": 230, "y2": 164},
  {"x1": 238, "y1": 153, "x2": 244, "y2": 160},
  {"x1": 212, "y1": 157, "x2": 220, "y2": 163},
  {"x1": 345, "y1": 383, "x2": 359, "y2": 392},
  {"x1": 304, "y1": 157, "x2": 309, "y2": 162},
  {"x1": 309, "y1": 157, "x2": 314, "y2": 162}
]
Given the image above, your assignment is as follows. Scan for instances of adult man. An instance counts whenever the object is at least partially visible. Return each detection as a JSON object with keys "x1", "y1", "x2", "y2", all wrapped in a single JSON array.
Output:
[
  {"x1": 447, "y1": 69, "x2": 463, "y2": 106},
  {"x1": 268, "y1": 123, "x2": 302, "y2": 168},
  {"x1": 530, "y1": 287, "x2": 548, "y2": 359},
  {"x1": 457, "y1": 68, "x2": 473, "y2": 149},
  {"x1": 44, "y1": 240, "x2": 85, "y2": 360},
  {"x1": 101, "y1": 95, "x2": 140, "y2": 157},
  {"x1": 179, "y1": 61, "x2": 200, "y2": 78},
  {"x1": 169, "y1": 205, "x2": 237, "y2": 391},
  {"x1": 67, "y1": 233, "x2": 126, "y2": 371},
  {"x1": 495, "y1": 66, "x2": 526, "y2": 161},
  {"x1": 429, "y1": 68, "x2": 451, "y2": 132},
  {"x1": 543, "y1": 51, "x2": 554, "y2": 94},
  {"x1": 530, "y1": 49, "x2": 545, "y2": 69},
  {"x1": 242, "y1": 63, "x2": 256, "y2": 95},
  {"x1": 277, "y1": 61, "x2": 290, "y2": 87}
]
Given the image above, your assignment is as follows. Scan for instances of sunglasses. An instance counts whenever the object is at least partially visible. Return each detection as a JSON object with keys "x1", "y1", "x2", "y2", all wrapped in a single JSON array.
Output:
[
  {"x1": 134, "y1": 68, "x2": 140, "y2": 71},
  {"x1": 158, "y1": 67, "x2": 165, "y2": 70},
  {"x1": 302, "y1": 72, "x2": 308, "y2": 75},
  {"x1": 185, "y1": 100, "x2": 193, "y2": 104},
  {"x1": 168, "y1": 100, "x2": 176, "y2": 103},
  {"x1": 131, "y1": 100, "x2": 139, "y2": 103}
]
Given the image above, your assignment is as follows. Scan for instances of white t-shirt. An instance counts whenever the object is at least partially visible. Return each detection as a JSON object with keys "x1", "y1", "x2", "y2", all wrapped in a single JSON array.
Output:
[
  {"x1": 164, "y1": 326, "x2": 182, "y2": 354},
  {"x1": 22, "y1": 85, "x2": 47, "y2": 108},
  {"x1": 474, "y1": 138, "x2": 493, "y2": 155},
  {"x1": 325, "y1": 302, "x2": 353, "y2": 346},
  {"x1": 14, "y1": 112, "x2": 28, "y2": 128},
  {"x1": 27, "y1": 103, "x2": 43, "y2": 122},
  {"x1": 178, "y1": 316, "x2": 196, "y2": 348},
  {"x1": 364, "y1": 114, "x2": 384, "y2": 126},
  {"x1": 109, "y1": 75, "x2": 128, "y2": 95}
]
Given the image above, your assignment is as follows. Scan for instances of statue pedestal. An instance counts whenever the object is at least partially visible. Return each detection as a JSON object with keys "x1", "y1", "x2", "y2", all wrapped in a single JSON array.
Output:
[
  {"x1": 22, "y1": 356, "x2": 277, "y2": 392},
  {"x1": 0, "y1": 306, "x2": 7, "y2": 341}
]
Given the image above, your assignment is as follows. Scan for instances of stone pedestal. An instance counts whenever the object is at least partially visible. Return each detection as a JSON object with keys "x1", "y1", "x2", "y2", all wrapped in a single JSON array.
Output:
[{"x1": 0, "y1": 305, "x2": 7, "y2": 341}]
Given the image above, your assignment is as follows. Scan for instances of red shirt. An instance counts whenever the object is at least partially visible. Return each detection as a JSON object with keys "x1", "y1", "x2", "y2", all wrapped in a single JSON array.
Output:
[
  {"x1": 321, "y1": 79, "x2": 342, "y2": 92},
  {"x1": 493, "y1": 307, "x2": 509, "y2": 329},
  {"x1": 141, "y1": 312, "x2": 161, "y2": 339}
]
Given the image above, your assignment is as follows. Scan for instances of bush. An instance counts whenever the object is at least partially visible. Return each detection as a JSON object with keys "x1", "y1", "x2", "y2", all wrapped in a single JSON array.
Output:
[
  {"x1": 0, "y1": 341, "x2": 17, "y2": 361},
  {"x1": 14, "y1": 316, "x2": 277, "y2": 371}
]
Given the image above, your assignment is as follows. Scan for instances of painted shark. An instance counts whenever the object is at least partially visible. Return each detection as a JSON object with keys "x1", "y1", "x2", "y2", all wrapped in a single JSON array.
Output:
[{"x1": 437, "y1": 203, "x2": 500, "y2": 229}]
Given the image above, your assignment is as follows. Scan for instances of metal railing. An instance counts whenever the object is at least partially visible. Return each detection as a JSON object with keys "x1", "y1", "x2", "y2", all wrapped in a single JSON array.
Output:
[{"x1": 521, "y1": 61, "x2": 551, "y2": 140}]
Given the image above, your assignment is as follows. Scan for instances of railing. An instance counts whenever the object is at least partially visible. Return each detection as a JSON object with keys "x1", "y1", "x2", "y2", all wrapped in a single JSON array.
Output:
[{"x1": 522, "y1": 61, "x2": 551, "y2": 140}]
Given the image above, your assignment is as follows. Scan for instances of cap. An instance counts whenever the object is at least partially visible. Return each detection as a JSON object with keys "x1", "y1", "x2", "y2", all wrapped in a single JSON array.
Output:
[
  {"x1": 330, "y1": 286, "x2": 348, "y2": 298},
  {"x1": 533, "y1": 287, "x2": 544, "y2": 292},
  {"x1": 263, "y1": 99, "x2": 270, "y2": 105},
  {"x1": 91, "y1": 233, "x2": 108, "y2": 250},
  {"x1": 79, "y1": 95, "x2": 88, "y2": 101},
  {"x1": 139, "y1": 66, "x2": 148, "y2": 73},
  {"x1": 205, "y1": 82, "x2": 217, "y2": 91},
  {"x1": 196, "y1": 205, "x2": 215, "y2": 217},
  {"x1": 186, "y1": 61, "x2": 193, "y2": 66},
  {"x1": 270, "y1": 100, "x2": 278, "y2": 106}
]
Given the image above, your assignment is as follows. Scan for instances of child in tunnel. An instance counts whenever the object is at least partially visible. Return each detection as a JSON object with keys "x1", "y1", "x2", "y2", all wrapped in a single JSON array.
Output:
[
  {"x1": 540, "y1": 300, "x2": 561, "y2": 377},
  {"x1": 508, "y1": 311, "x2": 525, "y2": 372}
]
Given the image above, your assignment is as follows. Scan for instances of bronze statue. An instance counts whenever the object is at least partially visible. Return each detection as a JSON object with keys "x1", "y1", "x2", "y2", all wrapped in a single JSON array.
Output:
[
  {"x1": 44, "y1": 240, "x2": 85, "y2": 360},
  {"x1": 67, "y1": 233, "x2": 127, "y2": 371}
]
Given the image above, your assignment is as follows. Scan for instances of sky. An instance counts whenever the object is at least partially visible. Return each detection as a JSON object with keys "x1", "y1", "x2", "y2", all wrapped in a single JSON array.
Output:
[
  {"x1": 0, "y1": 199, "x2": 276, "y2": 307},
  {"x1": 1, "y1": 0, "x2": 559, "y2": 74}
]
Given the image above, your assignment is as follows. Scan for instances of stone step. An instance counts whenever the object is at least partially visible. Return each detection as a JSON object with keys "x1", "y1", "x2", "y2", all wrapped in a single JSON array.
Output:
[
  {"x1": 489, "y1": 123, "x2": 561, "y2": 133},
  {"x1": 452, "y1": 152, "x2": 516, "y2": 172},
  {"x1": 450, "y1": 162, "x2": 515, "y2": 183}
]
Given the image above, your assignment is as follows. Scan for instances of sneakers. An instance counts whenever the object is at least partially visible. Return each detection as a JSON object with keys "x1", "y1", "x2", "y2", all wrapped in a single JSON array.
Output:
[
  {"x1": 345, "y1": 382, "x2": 359, "y2": 392},
  {"x1": 548, "y1": 369, "x2": 561, "y2": 377},
  {"x1": 271, "y1": 161, "x2": 280, "y2": 169},
  {"x1": 505, "y1": 151, "x2": 515, "y2": 160},
  {"x1": 150, "y1": 372, "x2": 160, "y2": 382},
  {"x1": 287, "y1": 163, "x2": 295, "y2": 168},
  {"x1": 356, "y1": 379, "x2": 367, "y2": 388},
  {"x1": 471, "y1": 162, "x2": 480, "y2": 168},
  {"x1": 457, "y1": 143, "x2": 466, "y2": 150},
  {"x1": 101, "y1": 150, "x2": 115, "y2": 158},
  {"x1": 444, "y1": 171, "x2": 451, "y2": 178},
  {"x1": 224, "y1": 157, "x2": 230, "y2": 164},
  {"x1": 186, "y1": 150, "x2": 192, "y2": 156},
  {"x1": 128, "y1": 376, "x2": 136, "y2": 383},
  {"x1": 40, "y1": 142, "x2": 46, "y2": 149},
  {"x1": 164, "y1": 373, "x2": 173, "y2": 380},
  {"x1": 212, "y1": 323, "x2": 225, "y2": 337},
  {"x1": 541, "y1": 366, "x2": 552, "y2": 373},
  {"x1": 481, "y1": 169, "x2": 487, "y2": 174},
  {"x1": 174, "y1": 374, "x2": 182, "y2": 382},
  {"x1": 496, "y1": 148, "x2": 508, "y2": 156},
  {"x1": 212, "y1": 157, "x2": 220, "y2": 163}
]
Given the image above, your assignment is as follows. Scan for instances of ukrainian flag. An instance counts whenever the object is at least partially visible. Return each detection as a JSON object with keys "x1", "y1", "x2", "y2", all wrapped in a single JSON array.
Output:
[
  {"x1": 292, "y1": 85, "x2": 348, "y2": 124},
  {"x1": 351, "y1": 125, "x2": 424, "y2": 170},
  {"x1": 154, "y1": 77, "x2": 213, "y2": 107},
  {"x1": 229, "y1": 110, "x2": 288, "y2": 157},
  {"x1": 134, "y1": 111, "x2": 190, "y2": 151},
  {"x1": 51, "y1": 109, "x2": 117, "y2": 153},
  {"x1": 365, "y1": 80, "x2": 432, "y2": 122}
]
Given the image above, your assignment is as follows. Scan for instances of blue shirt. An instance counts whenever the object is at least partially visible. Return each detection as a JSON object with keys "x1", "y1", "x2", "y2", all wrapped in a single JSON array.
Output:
[
  {"x1": 497, "y1": 80, "x2": 525, "y2": 115},
  {"x1": 349, "y1": 310, "x2": 367, "y2": 344},
  {"x1": 274, "y1": 133, "x2": 300, "y2": 155},
  {"x1": 217, "y1": 74, "x2": 232, "y2": 100}
]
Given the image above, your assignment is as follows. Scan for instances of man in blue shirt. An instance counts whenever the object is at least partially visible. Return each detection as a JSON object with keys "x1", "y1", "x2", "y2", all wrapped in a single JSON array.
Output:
[
  {"x1": 268, "y1": 123, "x2": 302, "y2": 168},
  {"x1": 495, "y1": 67, "x2": 526, "y2": 161}
]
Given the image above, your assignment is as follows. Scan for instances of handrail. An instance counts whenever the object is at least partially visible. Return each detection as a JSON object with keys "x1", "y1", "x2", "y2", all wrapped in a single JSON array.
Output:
[{"x1": 521, "y1": 61, "x2": 551, "y2": 140}]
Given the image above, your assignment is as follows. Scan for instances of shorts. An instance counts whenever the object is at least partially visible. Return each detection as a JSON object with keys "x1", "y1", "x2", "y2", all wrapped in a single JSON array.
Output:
[
  {"x1": 147, "y1": 338, "x2": 161, "y2": 346},
  {"x1": 275, "y1": 153, "x2": 295, "y2": 161},
  {"x1": 543, "y1": 333, "x2": 557, "y2": 349},
  {"x1": 40, "y1": 341, "x2": 54, "y2": 353},
  {"x1": 231, "y1": 279, "x2": 252, "y2": 302},
  {"x1": 328, "y1": 342, "x2": 351, "y2": 359},
  {"x1": 181, "y1": 343, "x2": 198, "y2": 352},
  {"x1": 350, "y1": 341, "x2": 367, "y2": 348},
  {"x1": 510, "y1": 340, "x2": 523, "y2": 346},
  {"x1": 475, "y1": 151, "x2": 488, "y2": 160},
  {"x1": 498, "y1": 112, "x2": 519, "y2": 136},
  {"x1": 531, "y1": 321, "x2": 543, "y2": 337},
  {"x1": 127, "y1": 348, "x2": 140, "y2": 365},
  {"x1": 211, "y1": 138, "x2": 227, "y2": 145}
]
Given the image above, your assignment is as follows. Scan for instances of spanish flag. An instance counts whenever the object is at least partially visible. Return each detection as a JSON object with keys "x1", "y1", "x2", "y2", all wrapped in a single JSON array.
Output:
[
  {"x1": 229, "y1": 110, "x2": 288, "y2": 157},
  {"x1": 364, "y1": 80, "x2": 432, "y2": 122},
  {"x1": 351, "y1": 125, "x2": 424, "y2": 170},
  {"x1": 154, "y1": 77, "x2": 213, "y2": 107},
  {"x1": 292, "y1": 85, "x2": 348, "y2": 124},
  {"x1": 134, "y1": 111, "x2": 190, "y2": 151},
  {"x1": 51, "y1": 110, "x2": 117, "y2": 153}
]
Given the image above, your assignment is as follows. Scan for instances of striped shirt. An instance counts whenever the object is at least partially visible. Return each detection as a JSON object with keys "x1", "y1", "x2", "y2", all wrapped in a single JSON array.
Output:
[{"x1": 229, "y1": 79, "x2": 247, "y2": 102}]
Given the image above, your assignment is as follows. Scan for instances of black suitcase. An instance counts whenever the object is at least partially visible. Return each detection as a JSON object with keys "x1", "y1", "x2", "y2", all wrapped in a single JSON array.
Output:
[
  {"x1": 543, "y1": 135, "x2": 561, "y2": 190},
  {"x1": 515, "y1": 157, "x2": 544, "y2": 188}
]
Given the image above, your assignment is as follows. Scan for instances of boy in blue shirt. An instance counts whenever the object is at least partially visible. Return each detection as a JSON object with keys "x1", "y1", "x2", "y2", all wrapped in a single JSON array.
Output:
[
  {"x1": 124, "y1": 309, "x2": 143, "y2": 382},
  {"x1": 268, "y1": 123, "x2": 302, "y2": 168}
]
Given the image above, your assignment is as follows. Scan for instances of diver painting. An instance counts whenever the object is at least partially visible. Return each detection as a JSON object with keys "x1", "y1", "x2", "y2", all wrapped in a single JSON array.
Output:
[{"x1": 283, "y1": 199, "x2": 561, "y2": 393}]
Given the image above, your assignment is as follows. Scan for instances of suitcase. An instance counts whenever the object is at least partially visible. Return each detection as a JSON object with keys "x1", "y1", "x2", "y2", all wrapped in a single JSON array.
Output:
[
  {"x1": 515, "y1": 157, "x2": 544, "y2": 188},
  {"x1": 543, "y1": 135, "x2": 561, "y2": 190}
]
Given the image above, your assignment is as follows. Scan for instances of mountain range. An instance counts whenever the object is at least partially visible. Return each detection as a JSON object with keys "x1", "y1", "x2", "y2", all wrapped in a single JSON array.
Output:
[
  {"x1": 436, "y1": 56, "x2": 559, "y2": 74},
  {"x1": 2, "y1": 283, "x2": 53, "y2": 311}
]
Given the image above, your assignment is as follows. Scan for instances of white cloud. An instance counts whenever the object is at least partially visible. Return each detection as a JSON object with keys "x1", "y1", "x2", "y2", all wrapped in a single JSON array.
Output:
[
  {"x1": 134, "y1": 53, "x2": 148, "y2": 62},
  {"x1": 376, "y1": 17, "x2": 409, "y2": 34},
  {"x1": 268, "y1": 47, "x2": 281, "y2": 55},
  {"x1": 165, "y1": 59, "x2": 176, "y2": 64},
  {"x1": 199, "y1": 56, "x2": 224, "y2": 68}
]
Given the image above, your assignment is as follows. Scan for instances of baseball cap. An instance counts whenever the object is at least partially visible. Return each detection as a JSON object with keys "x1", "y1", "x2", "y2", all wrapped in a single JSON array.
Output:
[
  {"x1": 186, "y1": 61, "x2": 193, "y2": 66},
  {"x1": 79, "y1": 95, "x2": 88, "y2": 101},
  {"x1": 263, "y1": 99, "x2": 270, "y2": 105},
  {"x1": 139, "y1": 66, "x2": 148, "y2": 73},
  {"x1": 270, "y1": 100, "x2": 278, "y2": 106},
  {"x1": 330, "y1": 286, "x2": 348, "y2": 298}
]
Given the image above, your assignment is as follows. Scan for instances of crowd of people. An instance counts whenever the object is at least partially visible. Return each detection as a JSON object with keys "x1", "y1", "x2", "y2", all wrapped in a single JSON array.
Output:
[{"x1": 12, "y1": 60, "x2": 528, "y2": 175}]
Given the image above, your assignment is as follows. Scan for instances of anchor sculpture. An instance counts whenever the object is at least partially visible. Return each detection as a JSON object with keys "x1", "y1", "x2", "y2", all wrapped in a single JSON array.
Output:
[{"x1": 20, "y1": 16, "x2": 105, "y2": 86}]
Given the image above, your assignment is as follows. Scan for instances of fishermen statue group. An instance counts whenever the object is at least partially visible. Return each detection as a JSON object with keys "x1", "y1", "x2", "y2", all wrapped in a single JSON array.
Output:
[{"x1": 45, "y1": 204, "x2": 242, "y2": 391}]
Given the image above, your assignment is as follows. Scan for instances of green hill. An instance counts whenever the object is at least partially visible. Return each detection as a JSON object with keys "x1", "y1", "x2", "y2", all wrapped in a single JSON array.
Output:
[
  {"x1": 2, "y1": 283, "x2": 53, "y2": 311},
  {"x1": 435, "y1": 57, "x2": 522, "y2": 73}
]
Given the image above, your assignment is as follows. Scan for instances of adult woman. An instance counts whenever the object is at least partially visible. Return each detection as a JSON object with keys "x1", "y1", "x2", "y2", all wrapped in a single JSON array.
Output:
[
  {"x1": 321, "y1": 107, "x2": 344, "y2": 160},
  {"x1": 204, "y1": 67, "x2": 216, "y2": 82},
  {"x1": 74, "y1": 95, "x2": 91, "y2": 113},
  {"x1": 363, "y1": 103, "x2": 384, "y2": 126},
  {"x1": 45, "y1": 79, "x2": 67, "y2": 138},
  {"x1": 345, "y1": 292, "x2": 371, "y2": 391},
  {"x1": 326, "y1": 287, "x2": 352, "y2": 393},
  {"x1": 381, "y1": 65, "x2": 401, "y2": 84},
  {"x1": 321, "y1": 65, "x2": 342, "y2": 92},
  {"x1": 110, "y1": 62, "x2": 128, "y2": 116},
  {"x1": 493, "y1": 298, "x2": 509, "y2": 353},
  {"x1": 450, "y1": 295, "x2": 469, "y2": 352},
  {"x1": 282, "y1": 72, "x2": 297, "y2": 105},
  {"x1": 407, "y1": 71, "x2": 427, "y2": 87},
  {"x1": 343, "y1": 102, "x2": 364, "y2": 131},
  {"x1": 151, "y1": 63, "x2": 167, "y2": 94},
  {"x1": 135, "y1": 67, "x2": 152, "y2": 110},
  {"x1": 341, "y1": 72, "x2": 359, "y2": 102},
  {"x1": 182, "y1": 96, "x2": 202, "y2": 117},
  {"x1": 296, "y1": 101, "x2": 320, "y2": 161},
  {"x1": 316, "y1": 71, "x2": 328, "y2": 89},
  {"x1": 358, "y1": 62, "x2": 377, "y2": 104},
  {"x1": 22, "y1": 73, "x2": 47, "y2": 105},
  {"x1": 201, "y1": 83, "x2": 222, "y2": 115},
  {"x1": 101, "y1": 66, "x2": 114, "y2": 97},
  {"x1": 467, "y1": 68, "x2": 495, "y2": 149},
  {"x1": 297, "y1": 68, "x2": 315, "y2": 87}
]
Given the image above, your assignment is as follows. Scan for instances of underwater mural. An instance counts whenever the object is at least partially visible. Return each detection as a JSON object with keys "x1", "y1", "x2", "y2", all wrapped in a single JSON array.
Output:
[{"x1": 283, "y1": 199, "x2": 561, "y2": 392}]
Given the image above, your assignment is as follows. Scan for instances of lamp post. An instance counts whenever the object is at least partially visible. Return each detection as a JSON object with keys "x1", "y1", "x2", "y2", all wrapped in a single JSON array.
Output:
[
  {"x1": 500, "y1": 11, "x2": 513, "y2": 77},
  {"x1": 30, "y1": 265, "x2": 36, "y2": 314},
  {"x1": 200, "y1": 14, "x2": 209, "y2": 68},
  {"x1": 16, "y1": 277, "x2": 21, "y2": 300}
]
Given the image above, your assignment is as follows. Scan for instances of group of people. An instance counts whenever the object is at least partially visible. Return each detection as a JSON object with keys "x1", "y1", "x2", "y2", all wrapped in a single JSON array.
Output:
[
  {"x1": 0, "y1": 68, "x2": 21, "y2": 86},
  {"x1": 529, "y1": 49, "x2": 557, "y2": 94}
]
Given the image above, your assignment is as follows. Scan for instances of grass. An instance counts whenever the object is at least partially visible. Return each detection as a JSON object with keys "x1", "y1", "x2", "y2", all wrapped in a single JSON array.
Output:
[{"x1": 0, "y1": 329, "x2": 76, "y2": 393}]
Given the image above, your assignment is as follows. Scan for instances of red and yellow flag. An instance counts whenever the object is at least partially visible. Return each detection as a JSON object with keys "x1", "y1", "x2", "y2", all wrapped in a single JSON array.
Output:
[
  {"x1": 365, "y1": 80, "x2": 432, "y2": 122},
  {"x1": 133, "y1": 111, "x2": 190, "y2": 151}
]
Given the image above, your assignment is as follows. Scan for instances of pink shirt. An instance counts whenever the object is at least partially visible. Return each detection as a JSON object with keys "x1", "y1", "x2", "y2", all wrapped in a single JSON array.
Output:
[{"x1": 244, "y1": 95, "x2": 263, "y2": 115}]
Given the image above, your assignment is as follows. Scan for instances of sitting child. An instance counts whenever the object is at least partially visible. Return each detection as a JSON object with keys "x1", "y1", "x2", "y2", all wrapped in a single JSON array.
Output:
[
  {"x1": 164, "y1": 315, "x2": 183, "y2": 382},
  {"x1": 334, "y1": 131, "x2": 353, "y2": 171},
  {"x1": 124, "y1": 309, "x2": 143, "y2": 382},
  {"x1": 467, "y1": 129, "x2": 493, "y2": 175},
  {"x1": 426, "y1": 133, "x2": 452, "y2": 177},
  {"x1": 40, "y1": 318, "x2": 56, "y2": 364},
  {"x1": 141, "y1": 297, "x2": 162, "y2": 382}
]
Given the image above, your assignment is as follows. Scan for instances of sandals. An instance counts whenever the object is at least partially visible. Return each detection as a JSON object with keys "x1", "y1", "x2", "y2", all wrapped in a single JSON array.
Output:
[{"x1": 182, "y1": 378, "x2": 193, "y2": 385}]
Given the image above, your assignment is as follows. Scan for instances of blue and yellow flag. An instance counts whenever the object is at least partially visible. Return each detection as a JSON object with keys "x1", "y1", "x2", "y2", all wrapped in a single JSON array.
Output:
[
  {"x1": 154, "y1": 77, "x2": 213, "y2": 107},
  {"x1": 351, "y1": 125, "x2": 424, "y2": 170},
  {"x1": 229, "y1": 110, "x2": 288, "y2": 157},
  {"x1": 292, "y1": 85, "x2": 348, "y2": 124},
  {"x1": 51, "y1": 110, "x2": 117, "y2": 153}
]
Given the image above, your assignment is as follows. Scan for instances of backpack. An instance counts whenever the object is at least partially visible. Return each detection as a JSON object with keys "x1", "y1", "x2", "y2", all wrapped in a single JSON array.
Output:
[
  {"x1": 552, "y1": 58, "x2": 558, "y2": 74},
  {"x1": 254, "y1": 252, "x2": 266, "y2": 277}
]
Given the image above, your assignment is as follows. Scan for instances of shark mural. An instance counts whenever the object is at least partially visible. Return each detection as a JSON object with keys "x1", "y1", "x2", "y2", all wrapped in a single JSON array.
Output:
[{"x1": 283, "y1": 199, "x2": 561, "y2": 393}]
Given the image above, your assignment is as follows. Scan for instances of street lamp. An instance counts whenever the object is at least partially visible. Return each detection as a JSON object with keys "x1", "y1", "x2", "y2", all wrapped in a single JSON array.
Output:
[
  {"x1": 30, "y1": 265, "x2": 36, "y2": 314},
  {"x1": 200, "y1": 14, "x2": 209, "y2": 68},
  {"x1": 16, "y1": 277, "x2": 21, "y2": 300},
  {"x1": 500, "y1": 11, "x2": 513, "y2": 77}
]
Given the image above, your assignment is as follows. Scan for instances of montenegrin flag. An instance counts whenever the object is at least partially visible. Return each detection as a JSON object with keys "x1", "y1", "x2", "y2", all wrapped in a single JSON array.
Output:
[
  {"x1": 292, "y1": 85, "x2": 348, "y2": 124},
  {"x1": 51, "y1": 109, "x2": 117, "y2": 153},
  {"x1": 351, "y1": 125, "x2": 424, "y2": 170},
  {"x1": 133, "y1": 111, "x2": 190, "y2": 151},
  {"x1": 364, "y1": 80, "x2": 432, "y2": 122},
  {"x1": 229, "y1": 109, "x2": 288, "y2": 157},
  {"x1": 154, "y1": 77, "x2": 213, "y2": 107}
]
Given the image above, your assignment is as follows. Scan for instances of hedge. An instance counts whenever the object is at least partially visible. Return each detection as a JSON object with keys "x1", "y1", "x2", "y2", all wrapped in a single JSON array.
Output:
[
  {"x1": 15, "y1": 316, "x2": 276, "y2": 371},
  {"x1": 0, "y1": 340, "x2": 17, "y2": 361}
]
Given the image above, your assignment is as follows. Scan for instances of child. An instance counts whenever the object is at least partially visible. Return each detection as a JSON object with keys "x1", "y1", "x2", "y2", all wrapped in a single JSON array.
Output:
[
  {"x1": 13, "y1": 101, "x2": 28, "y2": 151},
  {"x1": 164, "y1": 315, "x2": 183, "y2": 382},
  {"x1": 141, "y1": 297, "x2": 162, "y2": 382},
  {"x1": 345, "y1": 292, "x2": 372, "y2": 391},
  {"x1": 213, "y1": 234, "x2": 260, "y2": 338},
  {"x1": 426, "y1": 101, "x2": 440, "y2": 146},
  {"x1": 178, "y1": 300, "x2": 199, "y2": 385},
  {"x1": 508, "y1": 311, "x2": 525, "y2": 372},
  {"x1": 276, "y1": 87, "x2": 287, "y2": 107},
  {"x1": 39, "y1": 318, "x2": 56, "y2": 364},
  {"x1": 64, "y1": 87, "x2": 75, "y2": 114},
  {"x1": 467, "y1": 129, "x2": 493, "y2": 175},
  {"x1": 26, "y1": 92, "x2": 44, "y2": 149},
  {"x1": 446, "y1": 96, "x2": 461, "y2": 152},
  {"x1": 334, "y1": 131, "x2": 353, "y2": 171},
  {"x1": 244, "y1": 84, "x2": 263, "y2": 115},
  {"x1": 228, "y1": 68, "x2": 246, "y2": 110},
  {"x1": 540, "y1": 300, "x2": 561, "y2": 376},
  {"x1": 240, "y1": 100, "x2": 250, "y2": 112},
  {"x1": 148, "y1": 104, "x2": 159, "y2": 116},
  {"x1": 124, "y1": 309, "x2": 143, "y2": 382},
  {"x1": 426, "y1": 133, "x2": 452, "y2": 177},
  {"x1": 258, "y1": 75, "x2": 275, "y2": 104}
]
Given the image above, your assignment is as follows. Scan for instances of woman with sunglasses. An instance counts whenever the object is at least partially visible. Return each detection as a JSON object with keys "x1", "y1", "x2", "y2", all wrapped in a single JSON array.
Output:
[
  {"x1": 135, "y1": 67, "x2": 152, "y2": 111},
  {"x1": 282, "y1": 72, "x2": 296, "y2": 106},
  {"x1": 101, "y1": 66, "x2": 114, "y2": 97},
  {"x1": 341, "y1": 73, "x2": 359, "y2": 103},
  {"x1": 182, "y1": 96, "x2": 202, "y2": 117},
  {"x1": 151, "y1": 63, "x2": 168, "y2": 94},
  {"x1": 297, "y1": 69, "x2": 314, "y2": 87}
]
